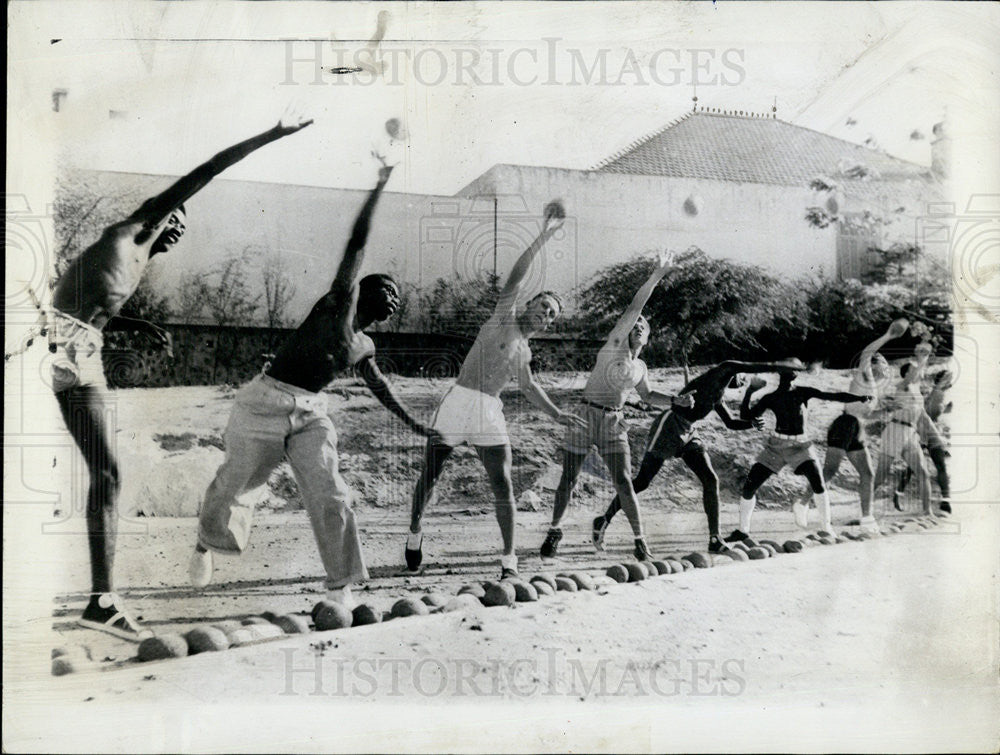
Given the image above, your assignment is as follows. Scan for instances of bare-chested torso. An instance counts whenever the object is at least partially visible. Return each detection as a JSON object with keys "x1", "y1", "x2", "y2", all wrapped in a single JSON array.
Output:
[
  {"x1": 455, "y1": 302, "x2": 530, "y2": 397},
  {"x1": 583, "y1": 340, "x2": 646, "y2": 408},
  {"x1": 266, "y1": 290, "x2": 374, "y2": 393},
  {"x1": 51, "y1": 216, "x2": 169, "y2": 328}
]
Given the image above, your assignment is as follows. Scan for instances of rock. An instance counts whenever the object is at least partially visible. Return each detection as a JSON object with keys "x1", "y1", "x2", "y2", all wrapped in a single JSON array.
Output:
[
  {"x1": 665, "y1": 559, "x2": 684, "y2": 574},
  {"x1": 747, "y1": 546, "x2": 769, "y2": 560},
  {"x1": 225, "y1": 628, "x2": 255, "y2": 647},
  {"x1": 509, "y1": 581, "x2": 539, "y2": 602},
  {"x1": 684, "y1": 552, "x2": 713, "y2": 569},
  {"x1": 443, "y1": 594, "x2": 482, "y2": 612},
  {"x1": 562, "y1": 572, "x2": 596, "y2": 591},
  {"x1": 783, "y1": 540, "x2": 804, "y2": 553},
  {"x1": 247, "y1": 623, "x2": 284, "y2": 641},
  {"x1": 624, "y1": 563, "x2": 646, "y2": 582},
  {"x1": 532, "y1": 580, "x2": 555, "y2": 597},
  {"x1": 314, "y1": 602, "x2": 354, "y2": 631},
  {"x1": 421, "y1": 593, "x2": 449, "y2": 609},
  {"x1": 52, "y1": 656, "x2": 94, "y2": 676},
  {"x1": 816, "y1": 530, "x2": 835, "y2": 539},
  {"x1": 273, "y1": 614, "x2": 311, "y2": 635},
  {"x1": 678, "y1": 559, "x2": 695, "y2": 571},
  {"x1": 516, "y1": 490, "x2": 542, "y2": 512},
  {"x1": 210, "y1": 620, "x2": 243, "y2": 634},
  {"x1": 457, "y1": 584, "x2": 486, "y2": 599},
  {"x1": 731, "y1": 542, "x2": 751, "y2": 553},
  {"x1": 482, "y1": 582, "x2": 517, "y2": 607},
  {"x1": 52, "y1": 644, "x2": 92, "y2": 661},
  {"x1": 819, "y1": 536, "x2": 837, "y2": 545},
  {"x1": 529, "y1": 575, "x2": 558, "y2": 592},
  {"x1": 759, "y1": 539, "x2": 783, "y2": 553},
  {"x1": 724, "y1": 548, "x2": 750, "y2": 562},
  {"x1": 650, "y1": 560, "x2": 671, "y2": 576},
  {"x1": 606, "y1": 564, "x2": 629, "y2": 583},
  {"x1": 391, "y1": 597, "x2": 430, "y2": 617},
  {"x1": 634, "y1": 562, "x2": 652, "y2": 578},
  {"x1": 184, "y1": 626, "x2": 230, "y2": 653},
  {"x1": 759, "y1": 543, "x2": 779, "y2": 557},
  {"x1": 554, "y1": 576, "x2": 579, "y2": 592},
  {"x1": 712, "y1": 554, "x2": 734, "y2": 567},
  {"x1": 138, "y1": 634, "x2": 189, "y2": 661},
  {"x1": 352, "y1": 605, "x2": 382, "y2": 626},
  {"x1": 241, "y1": 616, "x2": 271, "y2": 626}
]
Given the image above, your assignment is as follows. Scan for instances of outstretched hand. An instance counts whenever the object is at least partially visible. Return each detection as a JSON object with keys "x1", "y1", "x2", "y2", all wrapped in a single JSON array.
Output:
[
  {"x1": 655, "y1": 250, "x2": 676, "y2": 272},
  {"x1": 886, "y1": 318, "x2": 909, "y2": 339},
  {"x1": 557, "y1": 411, "x2": 587, "y2": 430},
  {"x1": 672, "y1": 393, "x2": 695, "y2": 409},
  {"x1": 277, "y1": 105, "x2": 314, "y2": 134}
]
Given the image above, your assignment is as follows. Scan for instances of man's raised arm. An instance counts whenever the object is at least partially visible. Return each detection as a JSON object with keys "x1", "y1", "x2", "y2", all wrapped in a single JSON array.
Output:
[
  {"x1": 494, "y1": 204, "x2": 563, "y2": 313},
  {"x1": 328, "y1": 165, "x2": 394, "y2": 296},
  {"x1": 357, "y1": 356, "x2": 441, "y2": 441},
  {"x1": 801, "y1": 387, "x2": 873, "y2": 405},
  {"x1": 605, "y1": 250, "x2": 676, "y2": 345},
  {"x1": 135, "y1": 111, "x2": 313, "y2": 234},
  {"x1": 857, "y1": 318, "x2": 909, "y2": 381}
]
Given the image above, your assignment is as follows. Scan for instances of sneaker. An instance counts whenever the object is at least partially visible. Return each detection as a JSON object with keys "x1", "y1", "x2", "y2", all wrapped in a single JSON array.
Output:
[
  {"x1": 500, "y1": 554, "x2": 519, "y2": 580},
  {"x1": 500, "y1": 567, "x2": 519, "y2": 581},
  {"x1": 634, "y1": 538, "x2": 654, "y2": 561},
  {"x1": 404, "y1": 531, "x2": 423, "y2": 571},
  {"x1": 189, "y1": 547, "x2": 214, "y2": 588},
  {"x1": 859, "y1": 516, "x2": 880, "y2": 536},
  {"x1": 892, "y1": 490, "x2": 904, "y2": 512},
  {"x1": 591, "y1": 516, "x2": 608, "y2": 552},
  {"x1": 708, "y1": 536, "x2": 733, "y2": 554},
  {"x1": 77, "y1": 593, "x2": 152, "y2": 642},
  {"x1": 723, "y1": 529, "x2": 758, "y2": 547},
  {"x1": 540, "y1": 528, "x2": 563, "y2": 559},
  {"x1": 326, "y1": 586, "x2": 357, "y2": 610},
  {"x1": 939, "y1": 501, "x2": 952, "y2": 514},
  {"x1": 792, "y1": 500, "x2": 810, "y2": 529}
]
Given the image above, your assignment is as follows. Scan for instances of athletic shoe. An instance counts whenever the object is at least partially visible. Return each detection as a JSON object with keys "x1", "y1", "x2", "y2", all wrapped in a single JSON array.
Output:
[
  {"x1": 939, "y1": 501, "x2": 952, "y2": 514},
  {"x1": 723, "y1": 529, "x2": 758, "y2": 547},
  {"x1": 500, "y1": 553, "x2": 519, "y2": 580},
  {"x1": 634, "y1": 538, "x2": 654, "y2": 561},
  {"x1": 540, "y1": 528, "x2": 563, "y2": 559},
  {"x1": 77, "y1": 593, "x2": 152, "y2": 642},
  {"x1": 189, "y1": 547, "x2": 213, "y2": 588},
  {"x1": 792, "y1": 500, "x2": 810, "y2": 529},
  {"x1": 859, "y1": 516, "x2": 880, "y2": 536},
  {"x1": 404, "y1": 531, "x2": 423, "y2": 571},
  {"x1": 708, "y1": 536, "x2": 733, "y2": 554},
  {"x1": 591, "y1": 516, "x2": 608, "y2": 552},
  {"x1": 892, "y1": 491, "x2": 904, "y2": 512},
  {"x1": 500, "y1": 567, "x2": 519, "y2": 581}
]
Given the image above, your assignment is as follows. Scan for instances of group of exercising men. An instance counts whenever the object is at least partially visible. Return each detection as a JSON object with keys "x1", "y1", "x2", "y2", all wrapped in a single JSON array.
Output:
[{"x1": 36, "y1": 116, "x2": 951, "y2": 640}]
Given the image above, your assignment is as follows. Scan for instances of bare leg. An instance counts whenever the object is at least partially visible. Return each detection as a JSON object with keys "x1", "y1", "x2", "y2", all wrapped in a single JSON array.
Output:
[
  {"x1": 901, "y1": 443, "x2": 933, "y2": 515},
  {"x1": 475, "y1": 444, "x2": 516, "y2": 556},
  {"x1": 551, "y1": 450, "x2": 588, "y2": 529},
  {"x1": 846, "y1": 448, "x2": 875, "y2": 518},
  {"x1": 681, "y1": 444, "x2": 720, "y2": 537},
  {"x1": 409, "y1": 439, "x2": 454, "y2": 534},
  {"x1": 602, "y1": 449, "x2": 643, "y2": 538},
  {"x1": 603, "y1": 453, "x2": 665, "y2": 524}
]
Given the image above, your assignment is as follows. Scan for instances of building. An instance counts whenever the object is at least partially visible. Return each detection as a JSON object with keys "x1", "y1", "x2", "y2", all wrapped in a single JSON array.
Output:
[{"x1": 78, "y1": 108, "x2": 944, "y2": 323}]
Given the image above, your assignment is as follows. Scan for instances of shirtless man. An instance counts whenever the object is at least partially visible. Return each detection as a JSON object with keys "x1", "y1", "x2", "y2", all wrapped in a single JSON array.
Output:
[
  {"x1": 874, "y1": 362, "x2": 935, "y2": 517},
  {"x1": 405, "y1": 202, "x2": 585, "y2": 579},
  {"x1": 190, "y1": 158, "x2": 439, "y2": 608},
  {"x1": 47, "y1": 112, "x2": 312, "y2": 640},
  {"x1": 595, "y1": 358, "x2": 807, "y2": 554},
  {"x1": 733, "y1": 366, "x2": 871, "y2": 540},
  {"x1": 814, "y1": 318, "x2": 909, "y2": 535},
  {"x1": 540, "y1": 251, "x2": 693, "y2": 561},
  {"x1": 893, "y1": 341, "x2": 951, "y2": 514}
]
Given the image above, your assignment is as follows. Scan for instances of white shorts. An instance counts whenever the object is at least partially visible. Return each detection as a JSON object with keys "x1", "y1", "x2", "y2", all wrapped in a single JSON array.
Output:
[
  {"x1": 431, "y1": 384, "x2": 509, "y2": 447},
  {"x1": 880, "y1": 420, "x2": 926, "y2": 471}
]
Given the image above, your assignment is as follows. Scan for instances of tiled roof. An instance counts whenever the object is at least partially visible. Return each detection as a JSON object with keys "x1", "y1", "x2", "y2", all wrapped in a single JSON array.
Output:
[{"x1": 596, "y1": 110, "x2": 933, "y2": 189}]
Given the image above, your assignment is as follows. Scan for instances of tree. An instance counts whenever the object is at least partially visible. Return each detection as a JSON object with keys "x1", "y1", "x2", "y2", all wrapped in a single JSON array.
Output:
[
  {"x1": 261, "y1": 253, "x2": 297, "y2": 330},
  {"x1": 578, "y1": 249, "x2": 808, "y2": 381},
  {"x1": 409, "y1": 272, "x2": 501, "y2": 339}
]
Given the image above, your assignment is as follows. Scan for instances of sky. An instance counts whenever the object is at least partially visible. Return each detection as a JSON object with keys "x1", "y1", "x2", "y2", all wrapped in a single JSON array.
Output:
[{"x1": 8, "y1": 1, "x2": 999, "y2": 197}]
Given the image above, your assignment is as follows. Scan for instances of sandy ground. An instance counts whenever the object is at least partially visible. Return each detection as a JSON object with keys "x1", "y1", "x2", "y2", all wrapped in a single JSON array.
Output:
[{"x1": 4, "y1": 376, "x2": 998, "y2": 752}]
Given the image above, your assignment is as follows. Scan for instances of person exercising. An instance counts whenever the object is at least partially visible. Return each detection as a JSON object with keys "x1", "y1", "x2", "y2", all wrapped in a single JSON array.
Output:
[
  {"x1": 48, "y1": 111, "x2": 313, "y2": 640},
  {"x1": 540, "y1": 251, "x2": 693, "y2": 561},
  {"x1": 595, "y1": 358, "x2": 808, "y2": 555},
  {"x1": 190, "y1": 154, "x2": 439, "y2": 609},
  {"x1": 815, "y1": 318, "x2": 909, "y2": 535},
  {"x1": 405, "y1": 202, "x2": 586, "y2": 580},
  {"x1": 733, "y1": 365, "x2": 871, "y2": 540}
]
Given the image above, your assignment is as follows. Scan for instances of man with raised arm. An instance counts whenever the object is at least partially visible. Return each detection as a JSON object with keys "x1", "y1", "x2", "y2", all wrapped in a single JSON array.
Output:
[
  {"x1": 814, "y1": 319, "x2": 909, "y2": 535},
  {"x1": 540, "y1": 251, "x2": 694, "y2": 561},
  {"x1": 47, "y1": 112, "x2": 312, "y2": 640},
  {"x1": 405, "y1": 202, "x2": 586, "y2": 580},
  {"x1": 733, "y1": 365, "x2": 872, "y2": 539},
  {"x1": 594, "y1": 358, "x2": 805, "y2": 555},
  {"x1": 190, "y1": 155, "x2": 439, "y2": 609}
]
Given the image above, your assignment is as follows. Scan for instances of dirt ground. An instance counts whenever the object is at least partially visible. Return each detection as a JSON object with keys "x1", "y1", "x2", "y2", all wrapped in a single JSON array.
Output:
[{"x1": 3, "y1": 373, "x2": 997, "y2": 752}]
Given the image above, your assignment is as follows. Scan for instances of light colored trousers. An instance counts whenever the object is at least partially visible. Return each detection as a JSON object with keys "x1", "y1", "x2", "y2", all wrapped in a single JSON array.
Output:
[{"x1": 197, "y1": 374, "x2": 368, "y2": 588}]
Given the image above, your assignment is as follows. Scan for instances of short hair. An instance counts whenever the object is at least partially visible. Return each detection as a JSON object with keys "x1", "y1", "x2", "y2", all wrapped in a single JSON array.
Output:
[
  {"x1": 900, "y1": 362, "x2": 914, "y2": 378},
  {"x1": 359, "y1": 273, "x2": 399, "y2": 298},
  {"x1": 528, "y1": 290, "x2": 563, "y2": 312}
]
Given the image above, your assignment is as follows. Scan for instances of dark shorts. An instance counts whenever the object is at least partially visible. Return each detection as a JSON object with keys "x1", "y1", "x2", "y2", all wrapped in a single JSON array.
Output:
[
  {"x1": 826, "y1": 414, "x2": 866, "y2": 452},
  {"x1": 644, "y1": 411, "x2": 700, "y2": 460}
]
